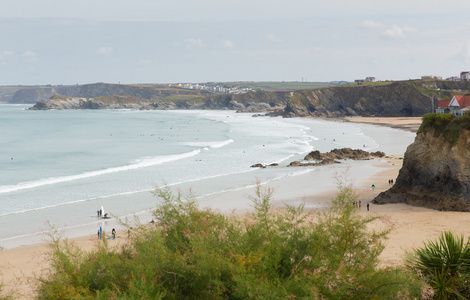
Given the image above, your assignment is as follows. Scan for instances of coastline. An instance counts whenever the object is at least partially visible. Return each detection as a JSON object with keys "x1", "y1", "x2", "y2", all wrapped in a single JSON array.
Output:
[
  {"x1": 3, "y1": 116, "x2": 465, "y2": 299},
  {"x1": 341, "y1": 116, "x2": 423, "y2": 133},
  {"x1": 1, "y1": 156, "x2": 403, "y2": 299}
]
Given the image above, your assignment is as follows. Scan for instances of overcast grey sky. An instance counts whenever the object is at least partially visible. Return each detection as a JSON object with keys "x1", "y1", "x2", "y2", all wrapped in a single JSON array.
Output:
[{"x1": 1, "y1": 0, "x2": 470, "y2": 85}]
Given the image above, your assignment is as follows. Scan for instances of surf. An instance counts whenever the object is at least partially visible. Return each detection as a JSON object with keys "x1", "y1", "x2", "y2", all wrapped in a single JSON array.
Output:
[{"x1": 0, "y1": 149, "x2": 201, "y2": 195}]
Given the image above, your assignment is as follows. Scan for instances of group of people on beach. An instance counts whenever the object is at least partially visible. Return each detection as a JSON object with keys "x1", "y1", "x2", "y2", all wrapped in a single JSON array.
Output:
[
  {"x1": 96, "y1": 209, "x2": 108, "y2": 218},
  {"x1": 352, "y1": 200, "x2": 362, "y2": 208},
  {"x1": 352, "y1": 200, "x2": 371, "y2": 211},
  {"x1": 97, "y1": 227, "x2": 116, "y2": 239},
  {"x1": 388, "y1": 179, "x2": 394, "y2": 185}
]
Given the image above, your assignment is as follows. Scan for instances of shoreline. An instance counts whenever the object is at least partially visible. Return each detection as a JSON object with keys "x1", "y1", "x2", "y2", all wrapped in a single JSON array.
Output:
[
  {"x1": 340, "y1": 116, "x2": 423, "y2": 133},
  {"x1": 3, "y1": 116, "x2": 462, "y2": 299},
  {"x1": 1, "y1": 157, "x2": 402, "y2": 299}
]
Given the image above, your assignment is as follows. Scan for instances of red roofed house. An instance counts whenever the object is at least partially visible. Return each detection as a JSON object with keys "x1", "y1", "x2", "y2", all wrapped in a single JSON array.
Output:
[{"x1": 436, "y1": 95, "x2": 470, "y2": 116}]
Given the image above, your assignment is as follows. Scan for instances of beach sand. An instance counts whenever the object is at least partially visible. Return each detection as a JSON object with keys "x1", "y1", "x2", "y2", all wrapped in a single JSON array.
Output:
[
  {"x1": 2, "y1": 116, "x2": 468, "y2": 299},
  {"x1": 343, "y1": 116, "x2": 423, "y2": 132}
]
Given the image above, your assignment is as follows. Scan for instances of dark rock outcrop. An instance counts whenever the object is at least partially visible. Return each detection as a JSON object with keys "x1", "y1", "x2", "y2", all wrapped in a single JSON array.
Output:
[
  {"x1": 288, "y1": 148, "x2": 385, "y2": 167},
  {"x1": 373, "y1": 118, "x2": 470, "y2": 211},
  {"x1": 250, "y1": 163, "x2": 279, "y2": 168}
]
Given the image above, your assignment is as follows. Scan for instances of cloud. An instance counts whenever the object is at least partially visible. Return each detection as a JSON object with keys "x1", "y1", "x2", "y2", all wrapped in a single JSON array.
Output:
[
  {"x1": 184, "y1": 38, "x2": 206, "y2": 49},
  {"x1": 361, "y1": 20, "x2": 416, "y2": 39},
  {"x1": 266, "y1": 34, "x2": 282, "y2": 42},
  {"x1": 0, "y1": 50, "x2": 14, "y2": 60},
  {"x1": 97, "y1": 47, "x2": 113, "y2": 55},
  {"x1": 220, "y1": 39, "x2": 235, "y2": 49},
  {"x1": 383, "y1": 25, "x2": 417, "y2": 39},
  {"x1": 360, "y1": 20, "x2": 385, "y2": 30},
  {"x1": 22, "y1": 50, "x2": 37, "y2": 61}
]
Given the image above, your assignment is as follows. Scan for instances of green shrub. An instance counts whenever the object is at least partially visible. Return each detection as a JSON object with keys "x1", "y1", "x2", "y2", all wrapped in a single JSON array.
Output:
[
  {"x1": 406, "y1": 231, "x2": 470, "y2": 299},
  {"x1": 37, "y1": 184, "x2": 426, "y2": 299},
  {"x1": 420, "y1": 113, "x2": 470, "y2": 145},
  {"x1": 420, "y1": 113, "x2": 455, "y2": 132}
]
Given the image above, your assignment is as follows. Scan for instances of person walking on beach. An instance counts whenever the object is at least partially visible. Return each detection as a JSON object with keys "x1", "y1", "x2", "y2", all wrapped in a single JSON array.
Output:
[
  {"x1": 359, "y1": 200, "x2": 361, "y2": 208},
  {"x1": 112, "y1": 228, "x2": 116, "y2": 239},
  {"x1": 97, "y1": 229, "x2": 101, "y2": 239},
  {"x1": 372, "y1": 184, "x2": 375, "y2": 190},
  {"x1": 367, "y1": 203, "x2": 370, "y2": 211}
]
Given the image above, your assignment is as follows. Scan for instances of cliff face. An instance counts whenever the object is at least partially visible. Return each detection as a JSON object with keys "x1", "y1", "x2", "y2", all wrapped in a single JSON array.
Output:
[
  {"x1": 21, "y1": 80, "x2": 470, "y2": 116},
  {"x1": 29, "y1": 93, "x2": 287, "y2": 112},
  {"x1": 373, "y1": 116, "x2": 470, "y2": 211},
  {"x1": 281, "y1": 81, "x2": 435, "y2": 117},
  {"x1": 11, "y1": 83, "x2": 209, "y2": 104},
  {"x1": 10, "y1": 87, "x2": 56, "y2": 104}
]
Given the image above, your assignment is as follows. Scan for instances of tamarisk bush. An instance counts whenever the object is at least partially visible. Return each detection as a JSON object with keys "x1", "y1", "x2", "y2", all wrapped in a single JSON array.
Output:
[{"x1": 37, "y1": 184, "x2": 425, "y2": 299}]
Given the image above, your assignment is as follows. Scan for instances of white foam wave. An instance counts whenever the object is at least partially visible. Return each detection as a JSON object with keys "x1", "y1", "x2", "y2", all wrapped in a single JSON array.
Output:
[
  {"x1": 183, "y1": 139, "x2": 234, "y2": 148},
  {"x1": 0, "y1": 150, "x2": 201, "y2": 195},
  {"x1": 195, "y1": 168, "x2": 316, "y2": 201}
]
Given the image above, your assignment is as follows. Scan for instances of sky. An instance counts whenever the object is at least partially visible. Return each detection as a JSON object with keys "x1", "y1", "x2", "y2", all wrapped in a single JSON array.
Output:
[{"x1": 1, "y1": 0, "x2": 470, "y2": 85}]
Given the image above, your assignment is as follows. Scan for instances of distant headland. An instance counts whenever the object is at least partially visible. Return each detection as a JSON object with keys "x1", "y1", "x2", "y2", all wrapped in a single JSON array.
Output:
[{"x1": 2, "y1": 79, "x2": 470, "y2": 117}]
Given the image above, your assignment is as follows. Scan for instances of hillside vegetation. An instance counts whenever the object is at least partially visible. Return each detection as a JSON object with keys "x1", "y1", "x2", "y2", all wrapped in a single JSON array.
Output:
[
  {"x1": 419, "y1": 113, "x2": 470, "y2": 145},
  {"x1": 35, "y1": 185, "x2": 426, "y2": 299}
]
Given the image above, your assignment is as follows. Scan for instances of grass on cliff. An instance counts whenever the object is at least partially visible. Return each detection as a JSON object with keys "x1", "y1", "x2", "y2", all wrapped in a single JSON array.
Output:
[
  {"x1": 419, "y1": 113, "x2": 470, "y2": 145},
  {"x1": 36, "y1": 184, "x2": 427, "y2": 299}
]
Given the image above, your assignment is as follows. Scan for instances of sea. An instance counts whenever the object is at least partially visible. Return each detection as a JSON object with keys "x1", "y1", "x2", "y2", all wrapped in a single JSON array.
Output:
[{"x1": 0, "y1": 104, "x2": 416, "y2": 249}]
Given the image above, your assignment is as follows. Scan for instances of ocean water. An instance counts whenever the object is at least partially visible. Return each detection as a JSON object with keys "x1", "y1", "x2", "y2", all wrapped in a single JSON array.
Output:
[{"x1": 0, "y1": 105, "x2": 416, "y2": 248}]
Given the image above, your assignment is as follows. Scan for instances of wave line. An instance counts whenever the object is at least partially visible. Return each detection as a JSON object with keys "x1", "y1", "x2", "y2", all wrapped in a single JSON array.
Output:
[{"x1": 0, "y1": 150, "x2": 201, "y2": 194}]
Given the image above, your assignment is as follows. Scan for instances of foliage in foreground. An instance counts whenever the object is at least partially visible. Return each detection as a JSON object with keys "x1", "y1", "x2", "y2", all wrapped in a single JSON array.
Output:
[
  {"x1": 406, "y1": 231, "x2": 470, "y2": 299},
  {"x1": 37, "y1": 184, "x2": 426, "y2": 299}
]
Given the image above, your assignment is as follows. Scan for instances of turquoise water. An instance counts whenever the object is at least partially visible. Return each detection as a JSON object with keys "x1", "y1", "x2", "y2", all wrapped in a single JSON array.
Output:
[{"x1": 0, "y1": 105, "x2": 416, "y2": 248}]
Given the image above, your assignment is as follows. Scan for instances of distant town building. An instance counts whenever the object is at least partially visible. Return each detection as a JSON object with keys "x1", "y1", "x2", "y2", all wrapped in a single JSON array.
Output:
[
  {"x1": 178, "y1": 83, "x2": 251, "y2": 94},
  {"x1": 354, "y1": 79, "x2": 365, "y2": 85},
  {"x1": 460, "y1": 71, "x2": 470, "y2": 81},
  {"x1": 436, "y1": 95, "x2": 470, "y2": 116},
  {"x1": 365, "y1": 77, "x2": 376, "y2": 82}
]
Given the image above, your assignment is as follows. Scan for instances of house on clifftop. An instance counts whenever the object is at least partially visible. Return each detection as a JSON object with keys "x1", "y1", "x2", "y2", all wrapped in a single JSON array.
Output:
[{"x1": 436, "y1": 95, "x2": 470, "y2": 116}]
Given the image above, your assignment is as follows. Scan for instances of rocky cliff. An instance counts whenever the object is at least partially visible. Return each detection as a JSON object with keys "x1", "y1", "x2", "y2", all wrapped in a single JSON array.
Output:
[
  {"x1": 22, "y1": 79, "x2": 470, "y2": 117},
  {"x1": 10, "y1": 87, "x2": 56, "y2": 104},
  {"x1": 276, "y1": 80, "x2": 470, "y2": 117},
  {"x1": 29, "y1": 93, "x2": 287, "y2": 111},
  {"x1": 373, "y1": 114, "x2": 470, "y2": 211},
  {"x1": 11, "y1": 83, "x2": 210, "y2": 104}
]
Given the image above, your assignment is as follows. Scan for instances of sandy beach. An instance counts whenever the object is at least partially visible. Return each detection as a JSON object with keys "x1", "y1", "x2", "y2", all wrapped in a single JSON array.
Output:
[
  {"x1": 343, "y1": 116, "x2": 423, "y2": 132},
  {"x1": 2, "y1": 116, "x2": 468, "y2": 299}
]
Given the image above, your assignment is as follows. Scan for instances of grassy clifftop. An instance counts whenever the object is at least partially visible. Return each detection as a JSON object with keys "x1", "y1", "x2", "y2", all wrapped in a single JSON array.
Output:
[{"x1": 419, "y1": 113, "x2": 470, "y2": 145}]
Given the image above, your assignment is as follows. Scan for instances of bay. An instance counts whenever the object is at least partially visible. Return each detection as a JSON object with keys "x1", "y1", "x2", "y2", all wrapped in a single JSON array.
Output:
[{"x1": 0, "y1": 105, "x2": 415, "y2": 248}]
